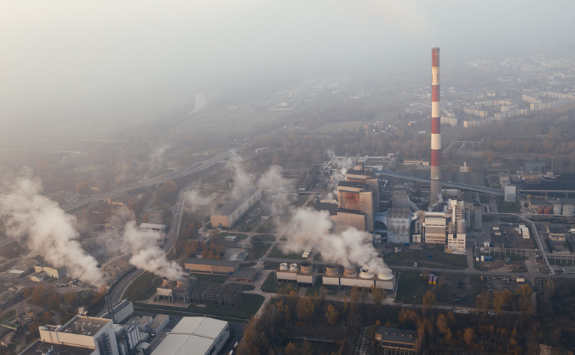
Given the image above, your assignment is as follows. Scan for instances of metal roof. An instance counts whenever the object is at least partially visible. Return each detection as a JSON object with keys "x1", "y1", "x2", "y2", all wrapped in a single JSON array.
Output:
[
  {"x1": 152, "y1": 317, "x2": 228, "y2": 355},
  {"x1": 216, "y1": 187, "x2": 260, "y2": 216},
  {"x1": 376, "y1": 327, "x2": 416, "y2": 344},
  {"x1": 185, "y1": 258, "x2": 239, "y2": 267}
]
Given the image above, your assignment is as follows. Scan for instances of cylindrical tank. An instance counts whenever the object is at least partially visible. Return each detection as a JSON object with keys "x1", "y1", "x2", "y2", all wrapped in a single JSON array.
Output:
[
  {"x1": 359, "y1": 268, "x2": 374, "y2": 279},
  {"x1": 544, "y1": 206, "x2": 552, "y2": 215},
  {"x1": 553, "y1": 204, "x2": 562, "y2": 215},
  {"x1": 563, "y1": 204, "x2": 575, "y2": 216},
  {"x1": 279, "y1": 263, "x2": 289, "y2": 271},
  {"x1": 289, "y1": 263, "x2": 298, "y2": 272},
  {"x1": 300, "y1": 261, "x2": 313, "y2": 275},
  {"x1": 343, "y1": 266, "x2": 358, "y2": 278},
  {"x1": 457, "y1": 219, "x2": 466, "y2": 234},
  {"x1": 474, "y1": 207, "x2": 483, "y2": 230},
  {"x1": 325, "y1": 264, "x2": 341, "y2": 277},
  {"x1": 377, "y1": 268, "x2": 394, "y2": 280},
  {"x1": 537, "y1": 207, "x2": 545, "y2": 214}
]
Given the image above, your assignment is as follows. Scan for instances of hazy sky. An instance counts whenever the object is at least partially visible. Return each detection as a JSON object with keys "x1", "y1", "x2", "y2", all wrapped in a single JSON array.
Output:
[{"x1": 1, "y1": 0, "x2": 574, "y2": 131}]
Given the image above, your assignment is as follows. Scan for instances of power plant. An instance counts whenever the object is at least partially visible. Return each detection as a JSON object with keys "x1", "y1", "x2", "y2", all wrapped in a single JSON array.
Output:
[{"x1": 430, "y1": 47, "x2": 442, "y2": 206}]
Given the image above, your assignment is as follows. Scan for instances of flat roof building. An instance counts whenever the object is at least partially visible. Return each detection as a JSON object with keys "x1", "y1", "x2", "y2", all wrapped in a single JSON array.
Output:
[
  {"x1": 184, "y1": 258, "x2": 239, "y2": 275},
  {"x1": 151, "y1": 317, "x2": 229, "y2": 355},
  {"x1": 34, "y1": 262, "x2": 66, "y2": 279},
  {"x1": 375, "y1": 327, "x2": 416, "y2": 355},
  {"x1": 210, "y1": 187, "x2": 261, "y2": 228},
  {"x1": 38, "y1": 315, "x2": 120, "y2": 355}
]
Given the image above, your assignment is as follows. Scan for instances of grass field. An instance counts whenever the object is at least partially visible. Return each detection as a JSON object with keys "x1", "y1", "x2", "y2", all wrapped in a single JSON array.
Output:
[
  {"x1": 192, "y1": 273, "x2": 229, "y2": 284},
  {"x1": 256, "y1": 218, "x2": 276, "y2": 233},
  {"x1": 495, "y1": 196, "x2": 521, "y2": 213},
  {"x1": 268, "y1": 246, "x2": 306, "y2": 260},
  {"x1": 134, "y1": 293, "x2": 265, "y2": 321},
  {"x1": 384, "y1": 249, "x2": 468, "y2": 270},
  {"x1": 252, "y1": 234, "x2": 276, "y2": 242},
  {"x1": 263, "y1": 262, "x2": 281, "y2": 270},
  {"x1": 123, "y1": 272, "x2": 162, "y2": 301}
]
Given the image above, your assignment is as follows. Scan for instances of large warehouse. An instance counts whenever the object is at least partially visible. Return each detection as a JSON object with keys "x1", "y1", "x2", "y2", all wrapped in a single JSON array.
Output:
[
  {"x1": 210, "y1": 187, "x2": 261, "y2": 228},
  {"x1": 184, "y1": 258, "x2": 239, "y2": 275},
  {"x1": 151, "y1": 317, "x2": 229, "y2": 355}
]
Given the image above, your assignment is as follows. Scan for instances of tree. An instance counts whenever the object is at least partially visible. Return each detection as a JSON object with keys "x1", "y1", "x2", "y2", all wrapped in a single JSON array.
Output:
[
  {"x1": 42, "y1": 311, "x2": 53, "y2": 325},
  {"x1": 493, "y1": 290, "x2": 512, "y2": 315},
  {"x1": 422, "y1": 291, "x2": 437, "y2": 311},
  {"x1": 371, "y1": 285, "x2": 386, "y2": 305},
  {"x1": 436, "y1": 314, "x2": 449, "y2": 335},
  {"x1": 476, "y1": 291, "x2": 492, "y2": 314},
  {"x1": 464, "y1": 327, "x2": 476, "y2": 346},
  {"x1": 285, "y1": 342, "x2": 300, "y2": 355},
  {"x1": 422, "y1": 267, "x2": 431, "y2": 281},
  {"x1": 296, "y1": 297, "x2": 314, "y2": 323},
  {"x1": 325, "y1": 304, "x2": 339, "y2": 325}
]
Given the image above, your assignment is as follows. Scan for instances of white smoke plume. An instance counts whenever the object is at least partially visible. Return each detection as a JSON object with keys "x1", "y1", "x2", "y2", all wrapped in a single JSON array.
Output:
[
  {"x1": 184, "y1": 188, "x2": 216, "y2": 215},
  {"x1": 0, "y1": 175, "x2": 105, "y2": 287},
  {"x1": 121, "y1": 221, "x2": 184, "y2": 280},
  {"x1": 280, "y1": 207, "x2": 387, "y2": 273},
  {"x1": 257, "y1": 165, "x2": 292, "y2": 216},
  {"x1": 105, "y1": 207, "x2": 184, "y2": 280},
  {"x1": 326, "y1": 150, "x2": 354, "y2": 198},
  {"x1": 228, "y1": 153, "x2": 253, "y2": 199},
  {"x1": 146, "y1": 145, "x2": 170, "y2": 178}
]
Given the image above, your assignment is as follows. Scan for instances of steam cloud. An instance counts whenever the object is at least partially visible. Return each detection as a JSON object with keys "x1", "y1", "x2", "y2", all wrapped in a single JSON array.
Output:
[
  {"x1": 106, "y1": 207, "x2": 184, "y2": 280},
  {"x1": 0, "y1": 175, "x2": 105, "y2": 287},
  {"x1": 182, "y1": 153, "x2": 387, "y2": 273},
  {"x1": 280, "y1": 208, "x2": 388, "y2": 273},
  {"x1": 325, "y1": 150, "x2": 354, "y2": 199},
  {"x1": 121, "y1": 221, "x2": 184, "y2": 280}
]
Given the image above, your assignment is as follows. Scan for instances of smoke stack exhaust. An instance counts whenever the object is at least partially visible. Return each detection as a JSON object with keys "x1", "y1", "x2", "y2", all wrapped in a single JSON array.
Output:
[{"x1": 430, "y1": 47, "x2": 442, "y2": 205}]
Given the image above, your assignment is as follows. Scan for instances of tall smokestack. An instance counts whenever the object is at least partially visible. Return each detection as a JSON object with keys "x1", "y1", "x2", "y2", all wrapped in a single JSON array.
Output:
[{"x1": 430, "y1": 47, "x2": 442, "y2": 205}]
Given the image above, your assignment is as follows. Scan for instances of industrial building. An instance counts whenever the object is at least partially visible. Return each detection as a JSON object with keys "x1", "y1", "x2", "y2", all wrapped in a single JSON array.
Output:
[
  {"x1": 38, "y1": 315, "x2": 120, "y2": 355},
  {"x1": 139, "y1": 223, "x2": 167, "y2": 233},
  {"x1": 19, "y1": 342, "x2": 95, "y2": 355},
  {"x1": 188, "y1": 283, "x2": 243, "y2": 307},
  {"x1": 34, "y1": 262, "x2": 66, "y2": 279},
  {"x1": 374, "y1": 208, "x2": 412, "y2": 244},
  {"x1": 328, "y1": 166, "x2": 380, "y2": 232},
  {"x1": 151, "y1": 317, "x2": 229, "y2": 355},
  {"x1": 210, "y1": 187, "x2": 261, "y2": 228},
  {"x1": 229, "y1": 267, "x2": 259, "y2": 282},
  {"x1": 375, "y1": 327, "x2": 417, "y2": 355},
  {"x1": 419, "y1": 200, "x2": 467, "y2": 253},
  {"x1": 156, "y1": 278, "x2": 196, "y2": 303},
  {"x1": 275, "y1": 262, "x2": 319, "y2": 286},
  {"x1": 103, "y1": 300, "x2": 134, "y2": 323},
  {"x1": 321, "y1": 265, "x2": 396, "y2": 293},
  {"x1": 184, "y1": 258, "x2": 239, "y2": 275}
]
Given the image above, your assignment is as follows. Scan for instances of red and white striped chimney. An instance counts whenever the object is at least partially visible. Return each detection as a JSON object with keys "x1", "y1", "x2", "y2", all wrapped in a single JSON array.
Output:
[{"x1": 430, "y1": 47, "x2": 442, "y2": 205}]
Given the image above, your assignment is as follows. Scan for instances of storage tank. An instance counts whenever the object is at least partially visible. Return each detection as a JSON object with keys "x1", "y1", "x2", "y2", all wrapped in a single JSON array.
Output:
[
  {"x1": 563, "y1": 204, "x2": 575, "y2": 216},
  {"x1": 289, "y1": 263, "x2": 298, "y2": 272},
  {"x1": 457, "y1": 219, "x2": 466, "y2": 234},
  {"x1": 474, "y1": 207, "x2": 483, "y2": 230},
  {"x1": 359, "y1": 268, "x2": 374, "y2": 279},
  {"x1": 553, "y1": 204, "x2": 562, "y2": 215},
  {"x1": 377, "y1": 268, "x2": 394, "y2": 281},
  {"x1": 325, "y1": 264, "x2": 341, "y2": 277},
  {"x1": 279, "y1": 263, "x2": 289, "y2": 271},
  {"x1": 343, "y1": 266, "x2": 358, "y2": 278},
  {"x1": 300, "y1": 262, "x2": 313, "y2": 275},
  {"x1": 544, "y1": 206, "x2": 553, "y2": 215}
]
